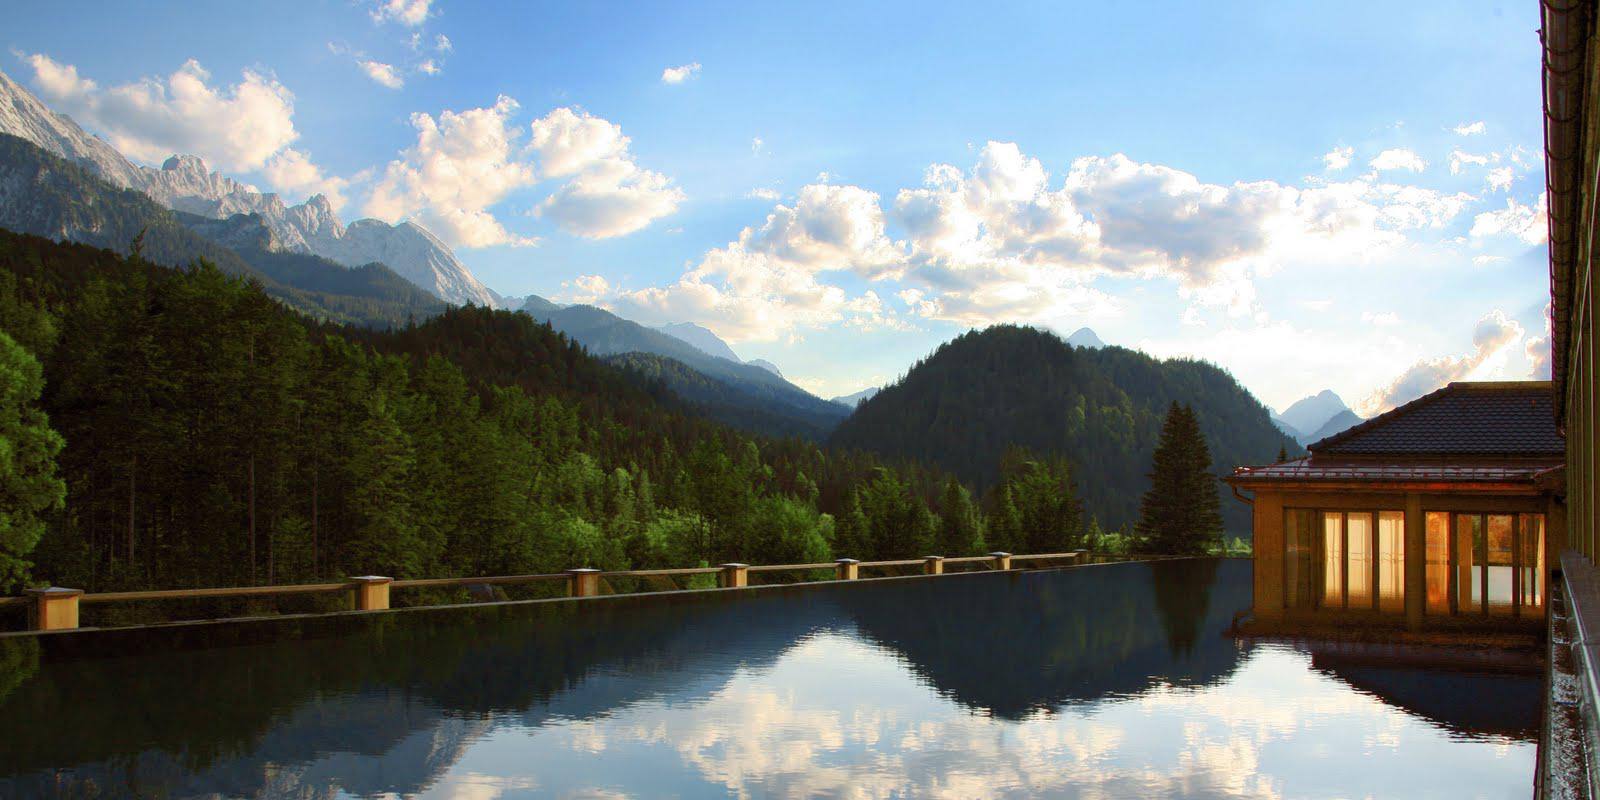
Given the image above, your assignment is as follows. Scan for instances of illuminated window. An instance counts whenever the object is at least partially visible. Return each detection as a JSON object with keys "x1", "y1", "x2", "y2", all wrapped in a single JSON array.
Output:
[
  {"x1": 1377, "y1": 511, "x2": 1404, "y2": 613},
  {"x1": 1425, "y1": 512, "x2": 1450, "y2": 615}
]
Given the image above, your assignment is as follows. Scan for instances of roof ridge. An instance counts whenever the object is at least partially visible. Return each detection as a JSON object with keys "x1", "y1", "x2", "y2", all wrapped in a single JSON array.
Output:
[{"x1": 1308, "y1": 380, "x2": 1557, "y2": 455}]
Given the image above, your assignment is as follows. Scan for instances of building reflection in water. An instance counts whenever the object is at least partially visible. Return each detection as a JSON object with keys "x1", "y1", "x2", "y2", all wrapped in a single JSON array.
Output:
[{"x1": 0, "y1": 559, "x2": 1540, "y2": 799}]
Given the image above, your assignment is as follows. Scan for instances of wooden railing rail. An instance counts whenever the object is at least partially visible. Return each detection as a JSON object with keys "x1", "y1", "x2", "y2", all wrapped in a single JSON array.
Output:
[{"x1": 3, "y1": 548, "x2": 1183, "y2": 633}]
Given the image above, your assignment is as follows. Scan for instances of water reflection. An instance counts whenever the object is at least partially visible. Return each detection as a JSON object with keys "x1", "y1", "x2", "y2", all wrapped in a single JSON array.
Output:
[{"x1": 0, "y1": 559, "x2": 1539, "y2": 799}]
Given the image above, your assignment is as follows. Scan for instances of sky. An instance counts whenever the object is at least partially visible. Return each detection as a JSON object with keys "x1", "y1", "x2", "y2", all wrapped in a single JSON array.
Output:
[{"x1": 5, "y1": 0, "x2": 1552, "y2": 412}]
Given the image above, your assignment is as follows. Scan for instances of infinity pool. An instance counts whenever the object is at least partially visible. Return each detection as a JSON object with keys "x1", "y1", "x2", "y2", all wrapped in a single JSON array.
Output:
[{"x1": 0, "y1": 559, "x2": 1539, "y2": 799}]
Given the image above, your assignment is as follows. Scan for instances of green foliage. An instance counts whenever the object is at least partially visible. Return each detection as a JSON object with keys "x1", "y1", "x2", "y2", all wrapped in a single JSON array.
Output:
[
  {"x1": 935, "y1": 477, "x2": 985, "y2": 556},
  {"x1": 831, "y1": 324, "x2": 1299, "y2": 536},
  {"x1": 0, "y1": 331, "x2": 65, "y2": 591},
  {"x1": 1135, "y1": 403, "x2": 1224, "y2": 555}
]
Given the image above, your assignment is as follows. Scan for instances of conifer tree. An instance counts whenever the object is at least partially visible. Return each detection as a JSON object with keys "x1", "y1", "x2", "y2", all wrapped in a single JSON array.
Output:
[
  {"x1": 1135, "y1": 402, "x2": 1223, "y2": 555},
  {"x1": 0, "y1": 332, "x2": 65, "y2": 591},
  {"x1": 936, "y1": 477, "x2": 984, "y2": 556}
]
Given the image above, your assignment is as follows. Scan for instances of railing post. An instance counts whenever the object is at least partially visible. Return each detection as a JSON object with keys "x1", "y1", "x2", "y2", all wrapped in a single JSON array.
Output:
[
  {"x1": 923, "y1": 555, "x2": 945, "y2": 575},
  {"x1": 25, "y1": 587, "x2": 82, "y2": 631},
  {"x1": 835, "y1": 558, "x2": 859, "y2": 580},
  {"x1": 567, "y1": 568, "x2": 601, "y2": 597},
  {"x1": 1073, "y1": 549, "x2": 1090, "y2": 565},
  {"x1": 349, "y1": 576, "x2": 392, "y2": 611},
  {"x1": 989, "y1": 551, "x2": 1012, "y2": 570},
  {"x1": 719, "y1": 563, "x2": 749, "y2": 588}
]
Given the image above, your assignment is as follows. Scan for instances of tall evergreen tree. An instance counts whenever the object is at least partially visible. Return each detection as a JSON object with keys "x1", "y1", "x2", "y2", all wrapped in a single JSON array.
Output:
[
  {"x1": 0, "y1": 331, "x2": 65, "y2": 591},
  {"x1": 936, "y1": 477, "x2": 984, "y2": 556},
  {"x1": 1135, "y1": 403, "x2": 1223, "y2": 555}
]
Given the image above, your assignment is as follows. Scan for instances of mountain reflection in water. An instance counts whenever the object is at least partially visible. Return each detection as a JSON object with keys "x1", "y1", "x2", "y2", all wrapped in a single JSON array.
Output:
[{"x1": 0, "y1": 558, "x2": 1540, "y2": 799}]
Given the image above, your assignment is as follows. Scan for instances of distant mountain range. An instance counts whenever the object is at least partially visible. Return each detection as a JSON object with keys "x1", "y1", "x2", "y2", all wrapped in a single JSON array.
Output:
[
  {"x1": 521, "y1": 302, "x2": 847, "y2": 439},
  {"x1": 0, "y1": 67, "x2": 496, "y2": 308},
  {"x1": 830, "y1": 325, "x2": 1299, "y2": 536},
  {"x1": 1270, "y1": 389, "x2": 1364, "y2": 445},
  {"x1": 830, "y1": 387, "x2": 880, "y2": 408},
  {"x1": 1065, "y1": 327, "x2": 1106, "y2": 349}
]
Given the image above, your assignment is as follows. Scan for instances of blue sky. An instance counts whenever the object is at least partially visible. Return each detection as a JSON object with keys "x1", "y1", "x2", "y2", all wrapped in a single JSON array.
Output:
[{"x1": 6, "y1": 1, "x2": 1550, "y2": 410}]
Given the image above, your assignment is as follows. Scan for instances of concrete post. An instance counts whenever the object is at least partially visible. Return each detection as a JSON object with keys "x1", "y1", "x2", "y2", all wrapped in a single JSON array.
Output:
[
  {"x1": 567, "y1": 568, "x2": 601, "y2": 598},
  {"x1": 835, "y1": 558, "x2": 860, "y2": 580},
  {"x1": 719, "y1": 563, "x2": 749, "y2": 588},
  {"x1": 989, "y1": 552, "x2": 1012, "y2": 570},
  {"x1": 350, "y1": 576, "x2": 392, "y2": 611},
  {"x1": 25, "y1": 587, "x2": 82, "y2": 631},
  {"x1": 923, "y1": 555, "x2": 945, "y2": 575}
]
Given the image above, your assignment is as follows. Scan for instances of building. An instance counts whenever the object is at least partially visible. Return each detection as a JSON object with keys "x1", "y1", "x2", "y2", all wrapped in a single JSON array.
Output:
[{"x1": 1226, "y1": 382, "x2": 1565, "y2": 629}]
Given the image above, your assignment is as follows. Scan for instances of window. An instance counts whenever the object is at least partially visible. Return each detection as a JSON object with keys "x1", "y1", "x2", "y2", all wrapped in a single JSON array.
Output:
[
  {"x1": 1519, "y1": 514, "x2": 1545, "y2": 611},
  {"x1": 1425, "y1": 512, "x2": 1450, "y2": 615},
  {"x1": 1322, "y1": 512, "x2": 1344, "y2": 608},
  {"x1": 1347, "y1": 513, "x2": 1373, "y2": 607},
  {"x1": 1284, "y1": 509, "x2": 1315, "y2": 609},
  {"x1": 1436, "y1": 511, "x2": 1546, "y2": 617},
  {"x1": 1377, "y1": 511, "x2": 1405, "y2": 613},
  {"x1": 1486, "y1": 515, "x2": 1516, "y2": 616},
  {"x1": 1456, "y1": 514, "x2": 1483, "y2": 613}
]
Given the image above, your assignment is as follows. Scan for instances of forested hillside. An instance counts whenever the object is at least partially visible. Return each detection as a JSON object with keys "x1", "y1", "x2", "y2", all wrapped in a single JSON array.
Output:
[
  {"x1": 0, "y1": 231, "x2": 1041, "y2": 594},
  {"x1": 831, "y1": 326, "x2": 1299, "y2": 536},
  {"x1": 0, "y1": 134, "x2": 444, "y2": 328}
]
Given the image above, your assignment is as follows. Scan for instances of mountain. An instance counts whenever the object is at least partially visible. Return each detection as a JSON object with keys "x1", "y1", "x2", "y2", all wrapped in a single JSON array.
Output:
[
  {"x1": 657, "y1": 322, "x2": 742, "y2": 362},
  {"x1": 520, "y1": 294, "x2": 562, "y2": 316},
  {"x1": 830, "y1": 387, "x2": 879, "y2": 408},
  {"x1": 829, "y1": 325, "x2": 1300, "y2": 536},
  {"x1": 747, "y1": 358, "x2": 783, "y2": 378},
  {"x1": 523, "y1": 303, "x2": 848, "y2": 438},
  {"x1": 606, "y1": 352, "x2": 839, "y2": 439},
  {"x1": 0, "y1": 133, "x2": 441, "y2": 327},
  {"x1": 0, "y1": 67, "x2": 496, "y2": 307},
  {"x1": 1065, "y1": 327, "x2": 1106, "y2": 348},
  {"x1": 1276, "y1": 390, "x2": 1352, "y2": 440},
  {"x1": 1304, "y1": 409, "x2": 1364, "y2": 445}
]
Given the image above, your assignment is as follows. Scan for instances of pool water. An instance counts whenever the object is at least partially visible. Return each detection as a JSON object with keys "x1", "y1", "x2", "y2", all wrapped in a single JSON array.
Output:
[{"x1": 0, "y1": 559, "x2": 1540, "y2": 799}]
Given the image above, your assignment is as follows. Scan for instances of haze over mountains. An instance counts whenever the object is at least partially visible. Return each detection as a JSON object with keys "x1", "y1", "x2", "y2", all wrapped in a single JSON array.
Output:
[{"x1": 1269, "y1": 389, "x2": 1364, "y2": 445}]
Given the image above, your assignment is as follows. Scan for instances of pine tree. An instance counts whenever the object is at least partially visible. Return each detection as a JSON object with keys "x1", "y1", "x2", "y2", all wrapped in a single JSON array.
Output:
[
  {"x1": 1135, "y1": 402, "x2": 1223, "y2": 555},
  {"x1": 936, "y1": 477, "x2": 984, "y2": 556},
  {"x1": 0, "y1": 332, "x2": 66, "y2": 591}
]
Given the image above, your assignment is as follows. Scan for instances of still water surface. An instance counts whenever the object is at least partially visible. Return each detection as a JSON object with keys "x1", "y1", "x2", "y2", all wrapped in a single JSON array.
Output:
[{"x1": 0, "y1": 559, "x2": 1539, "y2": 799}]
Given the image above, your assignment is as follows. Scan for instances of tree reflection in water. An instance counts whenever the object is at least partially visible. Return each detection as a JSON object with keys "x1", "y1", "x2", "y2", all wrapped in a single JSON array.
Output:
[{"x1": 0, "y1": 559, "x2": 1539, "y2": 799}]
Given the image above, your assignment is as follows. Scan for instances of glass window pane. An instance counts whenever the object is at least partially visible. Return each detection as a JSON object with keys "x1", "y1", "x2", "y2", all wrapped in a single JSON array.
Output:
[
  {"x1": 1520, "y1": 514, "x2": 1545, "y2": 611},
  {"x1": 1486, "y1": 515, "x2": 1515, "y2": 616},
  {"x1": 1456, "y1": 514, "x2": 1483, "y2": 615},
  {"x1": 1322, "y1": 512, "x2": 1344, "y2": 608},
  {"x1": 1284, "y1": 509, "x2": 1316, "y2": 609},
  {"x1": 1347, "y1": 512, "x2": 1373, "y2": 609},
  {"x1": 1378, "y1": 511, "x2": 1405, "y2": 613},
  {"x1": 1425, "y1": 512, "x2": 1450, "y2": 615}
]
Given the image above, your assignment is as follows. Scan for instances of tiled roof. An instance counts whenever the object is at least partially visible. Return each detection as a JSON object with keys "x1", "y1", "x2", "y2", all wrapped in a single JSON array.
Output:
[
  {"x1": 1228, "y1": 457, "x2": 1563, "y2": 485},
  {"x1": 1309, "y1": 381, "x2": 1563, "y2": 457}
]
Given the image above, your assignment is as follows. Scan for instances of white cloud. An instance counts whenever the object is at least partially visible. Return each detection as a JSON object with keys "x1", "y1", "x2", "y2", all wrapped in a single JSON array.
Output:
[
  {"x1": 1448, "y1": 149, "x2": 1488, "y2": 175},
  {"x1": 370, "y1": 0, "x2": 431, "y2": 27},
  {"x1": 527, "y1": 107, "x2": 684, "y2": 238},
  {"x1": 1361, "y1": 311, "x2": 1400, "y2": 326},
  {"x1": 1370, "y1": 148, "x2": 1427, "y2": 172},
  {"x1": 562, "y1": 274, "x2": 612, "y2": 305},
  {"x1": 1472, "y1": 254, "x2": 1506, "y2": 266},
  {"x1": 747, "y1": 187, "x2": 780, "y2": 201},
  {"x1": 751, "y1": 137, "x2": 764, "y2": 154},
  {"x1": 358, "y1": 60, "x2": 404, "y2": 89},
  {"x1": 1453, "y1": 121, "x2": 1487, "y2": 136},
  {"x1": 1527, "y1": 303, "x2": 1552, "y2": 379},
  {"x1": 661, "y1": 62, "x2": 702, "y2": 84},
  {"x1": 1469, "y1": 192, "x2": 1548, "y2": 244},
  {"x1": 22, "y1": 53, "x2": 298, "y2": 173},
  {"x1": 1360, "y1": 309, "x2": 1524, "y2": 414},
  {"x1": 417, "y1": 59, "x2": 440, "y2": 76},
  {"x1": 1322, "y1": 146, "x2": 1353, "y2": 171},
  {"x1": 262, "y1": 148, "x2": 350, "y2": 210},
  {"x1": 1486, "y1": 166, "x2": 1514, "y2": 192},
  {"x1": 435, "y1": 34, "x2": 453, "y2": 53},
  {"x1": 365, "y1": 95, "x2": 539, "y2": 248}
]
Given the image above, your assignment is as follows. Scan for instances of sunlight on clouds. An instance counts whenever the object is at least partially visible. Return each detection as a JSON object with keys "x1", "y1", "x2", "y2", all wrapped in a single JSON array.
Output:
[
  {"x1": 359, "y1": 60, "x2": 404, "y2": 89},
  {"x1": 371, "y1": 0, "x2": 431, "y2": 27},
  {"x1": 22, "y1": 53, "x2": 298, "y2": 173},
  {"x1": 1453, "y1": 121, "x2": 1487, "y2": 136},
  {"x1": 1322, "y1": 146, "x2": 1353, "y2": 171},
  {"x1": 1470, "y1": 192, "x2": 1548, "y2": 244},
  {"x1": 661, "y1": 62, "x2": 702, "y2": 84},
  {"x1": 1360, "y1": 309, "x2": 1525, "y2": 414},
  {"x1": 528, "y1": 107, "x2": 684, "y2": 238},
  {"x1": 263, "y1": 148, "x2": 349, "y2": 210}
]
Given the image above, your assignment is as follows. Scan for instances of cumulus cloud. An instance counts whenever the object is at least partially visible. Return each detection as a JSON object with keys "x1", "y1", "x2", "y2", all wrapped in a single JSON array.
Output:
[
  {"x1": 661, "y1": 62, "x2": 702, "y2": 84},
  {"x1": 1486, "y1": 166, "x2": 1514, "y2": 192},
  {"x1": 1448, "y1": 149, "x2": 1488, "y2": 175},
  {"x1": 1526, "y1": 303, "x2": 1552, "y2": 379},
  {"x1": 1322, "y1": 146, "x2": 1353, "y2": 171},
  {"x1": 1361, "y1": 309, "x2": 1524, "y2": 414},
  {"x1": 358, "y1": 60, "x2": 404, "y2": 89},
  {"x1": 614, "y1": 183, "x2": 904, "y2": 340},
  {"x1": 747, "y1": 187, "x2": 780, "y2": 201},
  {"x1": 365, "y1": 101, "x2": 679, "y2": 247},
  {"x1": 365, "y1": 95, "x2": 539, "y2": 247},
  {"x1": 263, "y1": 148, "x2": 350, "y2": 210},
  {"x1": 1453, "y1": 121, "x2": 1487, "y2": 136},
  {"x1": 527, "y1": 107, "x2": 684, "y2": 238},
  {"x1": 22, "y1": 53, "x2": 298, "y2": 173},
  {"x1": 562, "y1": 274, "x2": 612, "y2": 305},
  {"x1": 370, "y1": 0, "x2": 431, "y2": 26},
  {"x1": 1370, "y1": 148, "x2": 1427, "y2": 172},
  {"x1": 1469, "y1": 192, "x2": 1548, "y2": 244}
]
